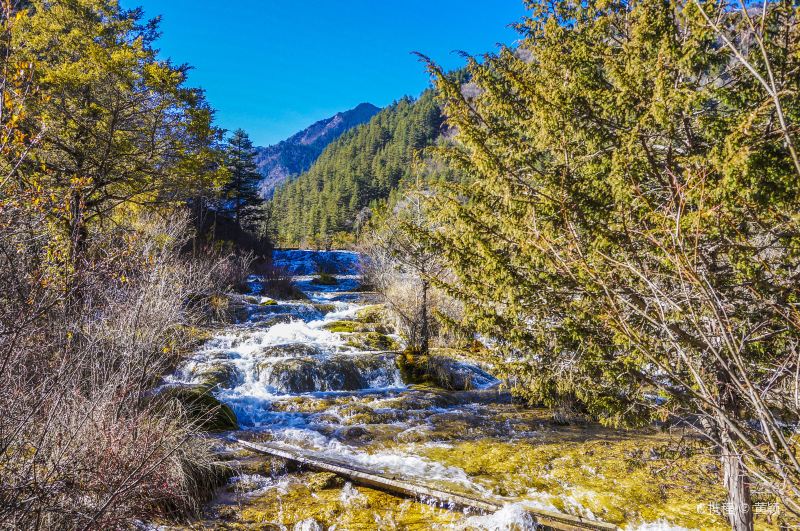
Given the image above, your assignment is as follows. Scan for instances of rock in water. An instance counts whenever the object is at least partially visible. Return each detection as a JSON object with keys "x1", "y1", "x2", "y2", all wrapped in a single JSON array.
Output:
[
  {"x1": 158, "y1": 385, "x2": 238, "y2": 431},
  {"x1": 255, "y1": 353, "x2": 400, "y2": 394}
]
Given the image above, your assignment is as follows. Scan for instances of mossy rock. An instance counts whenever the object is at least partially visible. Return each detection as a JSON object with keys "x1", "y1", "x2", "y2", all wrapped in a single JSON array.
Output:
[
  {"x1": 251, "y1": 315, "x2": 294, "y2": 328},
  {"x1": 427, "y1": 356, "x2": 495, "y2": 391},
  {"x1": 336, "y1": 403, "x2": 374, "y2": 421},
  {"x1": 323, "y1": 320, "x2": 360, "y2": 333},
  {"x1": 336, "y1": 425, "x2": 373, "y2": 442},
  {"x1": 195, "y1": 363, "x2": 239, "y2": 390},
  {"x1": 355, "y1": 305, "x2": 386, "y2": 324},
  {"x1": 256, "y1": 357, "x2": 318, "y2": 393},
  {"x1": 257, "y1": 343, "x2": 324, "y2": 358},
  {"x1": 396, "y1": 351, "x2": 495, "y2": 390},
  {"x1": 313, "y1": 303, "x2": 336, "y2": 314},
  {"x1": 270, "y1": 396, "x2": 331, "y2": 413},
  {"x1": 256, "y1": 353, "x2": 393, "y2": 393},
  {"x1": 160, "y1": 386, "x2": 238, "y2": 431},
  {"x1": 396, "y1": 350, "x2": 428, "y2": 384},
  {"x1": 306, "y1": 472, "x2": 344, "y2": 491},
  {"x1": 262, "y1": 283, "x2": 308, "y2": 301},
  {"x1": 260, "y1": 298, "x2": 278, "y2": 306},
  {"x1": 346, "y1": 332, "x2": 399, "y2": 351}
]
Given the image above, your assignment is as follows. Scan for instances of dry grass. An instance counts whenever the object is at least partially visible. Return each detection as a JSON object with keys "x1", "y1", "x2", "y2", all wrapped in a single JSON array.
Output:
[
  {"x1": 259, "y1": 264, "x2": 307, "y2": 300},
  {"x1": 0, "y1": 212, "x2": 237, "y2": 529}
]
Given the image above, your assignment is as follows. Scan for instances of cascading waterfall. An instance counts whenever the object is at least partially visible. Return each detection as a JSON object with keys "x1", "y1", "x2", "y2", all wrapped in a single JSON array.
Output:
[
  {"x1": 166, "y1": 251, "x2": 690, "y2": 530},
  {"x1": 168, "y1": 251, "x2": 496, "y2": 482}
]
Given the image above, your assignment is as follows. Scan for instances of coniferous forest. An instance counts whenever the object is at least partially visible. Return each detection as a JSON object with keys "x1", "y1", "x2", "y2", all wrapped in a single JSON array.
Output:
[
  {"x1": 267, "y1": 91, "x2": 444, "y2": 248},
  {"x1": 2, "y1": 1, "x2": 800, "y2": 530}
]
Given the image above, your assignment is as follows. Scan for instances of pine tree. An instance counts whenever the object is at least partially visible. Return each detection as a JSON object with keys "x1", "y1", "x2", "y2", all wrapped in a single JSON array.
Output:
[{"x1": 223, "y1": 129, "x2": 263, "y2": 228}]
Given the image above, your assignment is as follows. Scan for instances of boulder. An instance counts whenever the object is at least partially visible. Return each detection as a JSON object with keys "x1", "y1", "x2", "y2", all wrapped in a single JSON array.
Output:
[
  {"x1": 306, "y1": 472, "x2": 344, "y2": 491},
  {"x1": 255, "y1": 353, "x2": 399, "y2": 393},
  {"x1": 194, "y1": 363, "x2": 239, "y2": 389},
  {"x1": 159, "y1": 385, "x2": 238, "y2": 431}
]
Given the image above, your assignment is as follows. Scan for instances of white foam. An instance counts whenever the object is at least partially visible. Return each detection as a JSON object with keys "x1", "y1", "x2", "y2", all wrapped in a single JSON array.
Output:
[
  {"x1": 294, "y1": 518, "x2": 324, "y2": 531},
  {"x1": 168, "y1": 250, "x2": 504, "y2": 514},
  {"x1": 459, "y1": 503, "x2": 536, "y2": 530},
  {"x1": 339, "y1": 482, "x2": 366, "y2": 506}
]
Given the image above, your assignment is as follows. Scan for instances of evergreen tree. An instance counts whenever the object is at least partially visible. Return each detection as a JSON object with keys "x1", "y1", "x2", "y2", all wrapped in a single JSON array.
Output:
[
  {"x1": 223, "y1": 129, "x2": 263, "y2": 228},
  {"x1": 13, "y1": 0, "x2": 226, "y2": 295},
  {"x1": 419, "y1": 0, "x2": 800, "y2": 527}
]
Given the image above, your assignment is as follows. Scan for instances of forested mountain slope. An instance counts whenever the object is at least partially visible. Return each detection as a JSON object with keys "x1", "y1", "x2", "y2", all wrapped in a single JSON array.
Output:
[
  {"x1": 267, "y1": 91, "x2": 443, "y2": 248},
  {"x1": 255, "y1": 103, "x2": 381, "y2": 197}
]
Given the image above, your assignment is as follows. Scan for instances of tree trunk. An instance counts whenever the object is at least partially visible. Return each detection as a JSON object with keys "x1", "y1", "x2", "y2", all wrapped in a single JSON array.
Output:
[
  {"x1": 721, "y1": 435, "x2": 754, "y2": 531},
  {"x1": 66, "y1": 188, "x2": 87, "y2": 311},
  {"x1": 714, "y1": 370, "x2": 754, "y2": 531},
  {"x1": 420, "y1": 278, "x2": 429, "y2": 356}
]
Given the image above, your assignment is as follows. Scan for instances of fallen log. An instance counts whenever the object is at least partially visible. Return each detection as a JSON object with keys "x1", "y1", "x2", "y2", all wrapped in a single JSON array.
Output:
[{"x1": 235, "y1": 438, "x2": 618, "y2": 531}]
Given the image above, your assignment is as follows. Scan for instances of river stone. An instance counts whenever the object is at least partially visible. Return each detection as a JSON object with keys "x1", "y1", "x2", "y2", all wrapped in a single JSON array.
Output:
[
  {"x1": 257, "y1": 343, "x2": 325, "y2": 359},
  {"x1": 336, "y1": 425, "x2": 372, "y2": 442},
  {"x1": 250, "y1": 315, "x2": 294, "y2": 328},
  {"x1": 194, "y1": 363, "x2": 239, "y2": 389},
  {"x1": 312, "y1": 303, "x2": 336, "y2": 315},
  {"x1": 158, "y1": 385, "x2": 238, "y2": 431},
  {"x1": 255, "y1": 353, "x2": 398, "y2": 393},
  {"x1": 306, "y1": 472, "x2": 343, "y2": 491}
]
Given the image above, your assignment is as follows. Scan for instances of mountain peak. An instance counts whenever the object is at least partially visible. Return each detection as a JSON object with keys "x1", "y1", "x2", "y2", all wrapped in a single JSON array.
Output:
[
  {"x1": 254, "y1": 103, "x2": 381, "y2": 197},
  {"x1": 351, "y1": 102, "x2": 381, "y2": 113}
]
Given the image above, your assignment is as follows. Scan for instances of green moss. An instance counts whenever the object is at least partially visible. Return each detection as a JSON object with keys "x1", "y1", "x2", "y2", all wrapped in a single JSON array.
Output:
[
  {"x1": 419, "y1": 435, "x2": 729, "y2": 529},
  {"x1": 160, "y1": 386, "x2": 238, "y2": 432},
  {"x1": 355, "y1": 304, "x2": 386, "y2": 324},
  {"x1": 323, "y1": 320, "x2": 360, "y2": 333},
  {"x1": 270, "y1": 395, "x2": 332, "y2": 413},
  {"x1": 313, "y1": 303, "x2": 336, "y2": 314},
  {"x1": 235, "y1": 474, "x2": 460, "y2": 529},
  {"x1": 345, "y1": 332, "x2": 399, "y2": 351},
  {"x1": 306, "y1": 472, "x2": 344, "y2": 491},
  {"x1": 259, "y1": 298, "x2": 277, "y2": 306},
  {"x1": 396, "y1": 350, "x2": 429, "y2": 384},
  {"x1": 335, "y1": 403, "x2": 397, "y2": 426}
]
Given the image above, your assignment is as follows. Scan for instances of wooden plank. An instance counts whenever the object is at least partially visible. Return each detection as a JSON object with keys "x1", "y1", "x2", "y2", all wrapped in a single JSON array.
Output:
[{"x1": 235, "y1": 438, "x2": 618, "y2": 531}]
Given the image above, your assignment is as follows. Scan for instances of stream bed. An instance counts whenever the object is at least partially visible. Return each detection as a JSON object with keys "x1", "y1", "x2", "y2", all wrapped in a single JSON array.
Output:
[{"x1": 166, "y1": 251, "x2": 731, "y2": 531}]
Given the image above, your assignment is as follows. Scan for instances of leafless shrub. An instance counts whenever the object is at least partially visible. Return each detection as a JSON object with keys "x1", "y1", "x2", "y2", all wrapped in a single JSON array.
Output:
[
  {"x1": 361, "y1": 193, "x2": 466, "y2": 354},
  {"x1": 203, "y1": 249, "x2": 254, "y2": 295},
  {"x1": 0, "y1": 211, "x2": 232, "y2": 529},
  {"x1": 260, "y1": 263, "x2": 305, "y2": 300}
]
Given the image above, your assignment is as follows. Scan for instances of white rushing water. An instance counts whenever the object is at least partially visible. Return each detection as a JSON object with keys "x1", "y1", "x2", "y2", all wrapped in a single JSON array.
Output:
[
  {"x1": 167, "y1": 250, "x2": 690, "y2": 530},
  {"x1": 168, "y1": 251, "x2": 498, "y2": 490}
]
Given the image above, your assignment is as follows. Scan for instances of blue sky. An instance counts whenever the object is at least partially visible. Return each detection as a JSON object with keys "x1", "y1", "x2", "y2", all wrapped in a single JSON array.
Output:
[{"x1": 129, "y1": 1, "x2": 528, "y2": 146}]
